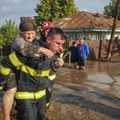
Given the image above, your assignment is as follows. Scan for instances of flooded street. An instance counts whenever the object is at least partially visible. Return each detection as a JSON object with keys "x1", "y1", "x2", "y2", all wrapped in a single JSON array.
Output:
[
  {"x1": 54, "y1": 61, "x2": 120, "y2": 109},
  {"x1": 0, "y1": 61, "x2": 120, "y2": 120}
]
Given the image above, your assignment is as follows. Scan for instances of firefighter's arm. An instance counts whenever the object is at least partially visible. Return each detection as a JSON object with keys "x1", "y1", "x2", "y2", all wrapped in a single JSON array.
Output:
[
  {"x1": 0, "y1": 57, "x2": 14, "y2": 88},
  {"x1": 0, "y1": 73, "x2": 9, "y2": 90},
  {"x1": 12, "y1": 36, "x2": 54, "y2": 58},
  {"x1": 0, "y1": 51, "x2": 30, "y2": 90},
  {"x1": 0, "y1": 51, "x2": 29, "y2": 89}
]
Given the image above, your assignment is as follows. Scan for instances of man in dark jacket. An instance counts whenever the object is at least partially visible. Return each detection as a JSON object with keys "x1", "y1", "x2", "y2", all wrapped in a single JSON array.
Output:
[
  {"x1": 0, "y1": 18, "x2": 65, "y2": 120},
  {"x1": 2, "y1": 17, "x2": 55, "y2": 120},
  {"x1": 12, "y1": 21, "x2": 59, "y2": 107},
  {"x1": 68, "y1": 41, "x2": 78, "y2": 68}
]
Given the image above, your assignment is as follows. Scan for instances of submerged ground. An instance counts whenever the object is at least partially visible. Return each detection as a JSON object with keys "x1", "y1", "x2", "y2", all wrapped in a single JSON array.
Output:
[{"x1": 0, "y1": 60, "x2": 120, "y2": 120}]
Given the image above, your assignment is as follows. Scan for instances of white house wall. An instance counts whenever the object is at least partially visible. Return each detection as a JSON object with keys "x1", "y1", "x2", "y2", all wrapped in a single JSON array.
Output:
[{"x1": 63, "y1": 29, "x2": 120, "y2": 41}]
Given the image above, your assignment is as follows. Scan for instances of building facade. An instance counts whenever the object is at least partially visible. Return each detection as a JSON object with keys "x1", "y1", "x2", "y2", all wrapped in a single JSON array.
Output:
[{"x1": 54, "y1": 11, "x2": 120, "y2": 41}]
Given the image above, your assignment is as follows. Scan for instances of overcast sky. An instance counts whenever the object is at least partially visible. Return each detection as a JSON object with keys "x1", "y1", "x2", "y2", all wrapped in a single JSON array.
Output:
[{"x1": 0, "y1": 0, "x2": 110, "y2": 26}]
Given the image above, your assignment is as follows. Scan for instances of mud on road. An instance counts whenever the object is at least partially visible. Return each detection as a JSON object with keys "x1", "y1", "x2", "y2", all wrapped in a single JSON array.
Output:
[
  {"x1": 0, "y1": 92, "x2": 119, "y2": 120},
  {"x1": 0, "y1": 61, "x2": 120, "y2": 120},
  {"x1": 46, "y1": 61, "x2": 120, "y2": 120},
  {"x1": 46, "y1": 91, "x2": 120, "y2": 120}
]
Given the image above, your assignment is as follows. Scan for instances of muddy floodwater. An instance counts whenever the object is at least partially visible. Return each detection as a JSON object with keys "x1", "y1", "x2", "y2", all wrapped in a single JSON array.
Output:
[
  {"x1": 54, "y1": 61, "x2": 120, "y2": 110},
  {"x1": 0, "y1": 61, "x2": 120, "y2": 120}
]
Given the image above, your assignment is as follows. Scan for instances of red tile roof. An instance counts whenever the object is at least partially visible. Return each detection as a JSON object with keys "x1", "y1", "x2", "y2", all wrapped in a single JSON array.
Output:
[{"x1": 54, "y1": 11, "x2": 120, "y2": 29}]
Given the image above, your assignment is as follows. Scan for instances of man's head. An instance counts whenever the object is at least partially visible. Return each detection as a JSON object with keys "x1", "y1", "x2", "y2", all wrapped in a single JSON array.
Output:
[
  {"x1": 41, "y1": 21, "x2": 54, "y2": 37},
  {"x1": 79, "y1": 39, "x2": 84, "y2": 45},
  {"x1": 46, "y1": 28, "x2": 65, "y2": 54},
  {"x1": 19, "y1": 17, "x2": 37, "y2": 42}
]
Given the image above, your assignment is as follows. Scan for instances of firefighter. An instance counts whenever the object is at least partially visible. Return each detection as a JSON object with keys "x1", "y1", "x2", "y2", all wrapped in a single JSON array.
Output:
[
  {"x1": 1, "y1": 18, "x2": 55, "y2": 120},
  {"x1": 12, "y1": 21, "x2": 59, "y2": 107},
  {"x1": 0, "y1": 18, "x2": 65, "y2": 119},
  {"x1": 39, "y1": 21, "x2": 54, "y2": 42}
]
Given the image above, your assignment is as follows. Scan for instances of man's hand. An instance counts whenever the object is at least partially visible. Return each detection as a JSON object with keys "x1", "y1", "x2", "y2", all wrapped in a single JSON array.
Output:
[
  {"x1": 55, "y1": 58, "x2": 64, "y2": 67},
  {"x1": 38, "y1": 47, "x2": 54, "y2": 58},
  {"x1": 56, "y1": 48, "x2": 63, "y2": 55}
]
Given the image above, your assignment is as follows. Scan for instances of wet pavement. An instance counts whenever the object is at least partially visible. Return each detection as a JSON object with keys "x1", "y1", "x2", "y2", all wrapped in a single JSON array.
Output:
[
  {"x1": 54, "y1": 61, "x2": 120, "y2": 109},
  {"x1": 0, "y1": 61, "x2": 120, "y2": 120}
]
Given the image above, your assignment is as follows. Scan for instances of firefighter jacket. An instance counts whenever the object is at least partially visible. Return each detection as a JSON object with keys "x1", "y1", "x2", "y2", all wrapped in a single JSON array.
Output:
[
  {"x1": 0, "y1": 50, "x2": 59, "y2": 93},
  {"x1": 11, "y1": 35, "x2": 62, "y2": 83}
]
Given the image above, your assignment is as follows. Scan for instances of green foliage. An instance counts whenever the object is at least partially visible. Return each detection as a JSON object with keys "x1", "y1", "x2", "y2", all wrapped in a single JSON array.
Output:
[
  {"x1": 0, "y1": 19, "x2": 19, "y2": 46},
  {"x1": 104, "y1": 0, "x2": 120, "y2": 19},
  {"x1": 58, "y1": 0, "x2": 78, "y2": 17},
  {"x1": 0, "y1": 34, "x2": 4, "y2": 49},
  {"x1": 34, "y1": 0, "x2": 78, "y2": 25}
]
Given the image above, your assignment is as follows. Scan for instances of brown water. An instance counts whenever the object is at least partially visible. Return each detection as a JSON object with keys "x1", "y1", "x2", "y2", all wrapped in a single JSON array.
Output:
[{"x1": 54, "y1": 61, "x2": 120, "y2": 109}]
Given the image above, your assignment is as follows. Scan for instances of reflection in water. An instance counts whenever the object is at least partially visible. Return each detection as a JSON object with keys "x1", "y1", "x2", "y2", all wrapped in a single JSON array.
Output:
[
  {"x1": 85, "y1": 82, "x2": 110, "y2": 90},
  {"x1": 55, "y1": 62, "x2": 120, "y2": 108},
  {"x1": 69, "y1": 70, "x2": 88, "y2": 84},
  {"x1": 87, "y1": 73, "x2": 114, "y2": 83},
  {"x1": 87, "y1": 62, "x2": 120, "y2": 73},
  {"x1": 114, "y1": 76, "x2": 120, "y2": 85}
]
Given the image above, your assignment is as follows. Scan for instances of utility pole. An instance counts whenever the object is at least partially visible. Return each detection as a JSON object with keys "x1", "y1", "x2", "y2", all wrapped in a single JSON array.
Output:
[{"x1": 107, "y1": 0, "x2": 120, "y2": 60}]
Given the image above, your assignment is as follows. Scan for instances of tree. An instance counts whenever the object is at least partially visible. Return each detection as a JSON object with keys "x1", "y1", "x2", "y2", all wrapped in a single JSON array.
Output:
[
  {"x1": 0, "y1": 19, "x2": 19, "y2": 45},
  {"x1": 0, "y1": 33, "x2": 4, "y2": 59},
  {"x1": 34, "y1": 0, "x2": 78, "y2": 25},
  {"x1": 58, "y1": 0, "x2": 78, "y2": 18},
  {"x1": 0, "y1": 19, "x2": 19, "y2": 58},
  {"x1": 104, "y1": 0, "x2": 120, "y2": 20},
  {"x1": 107, "y1": 0, "x2": 120, "y2": 60},
  {"x1": 0, "y1": 34, "x2": 4, "y2": 49}
]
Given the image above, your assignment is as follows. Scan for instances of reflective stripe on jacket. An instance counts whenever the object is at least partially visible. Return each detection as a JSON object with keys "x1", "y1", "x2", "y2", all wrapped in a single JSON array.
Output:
[
  {"x1": 9, "y1": 52, "x2": 23, "y2": 66},
  {"x1": 0, "y1": 65, "x2": 11, "y2": 75},
  {"x1": 9, "y1": 52, "x2": 50, "y2": 77},
  {"x1": 0, "y1": 51, "x2": 59, "y2": 92},
  {"x1": 48, "y1": 74, "x2": 56, "y2": 81},
  {"x1": 0, "y1": 86, "x2": 3, "y2": 90},
  {"x1": 15, "y1": 89, "x2": 46, "y2": 100}
]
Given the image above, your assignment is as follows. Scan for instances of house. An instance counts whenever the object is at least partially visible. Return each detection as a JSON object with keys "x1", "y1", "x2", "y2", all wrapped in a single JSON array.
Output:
[{"x1": 54, "y1": 11, "x2": 120, "y2": 40}]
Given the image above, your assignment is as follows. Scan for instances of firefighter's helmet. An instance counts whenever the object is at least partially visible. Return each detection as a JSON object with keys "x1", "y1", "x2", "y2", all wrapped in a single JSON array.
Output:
[{"x1": 41, "y1": 22, "x2": 54, "y2": 32}]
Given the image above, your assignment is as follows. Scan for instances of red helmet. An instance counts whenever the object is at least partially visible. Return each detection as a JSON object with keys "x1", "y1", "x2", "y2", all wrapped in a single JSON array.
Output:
[{"x1": 41, "y1": 21, "x2": 54, "y2": 31}]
